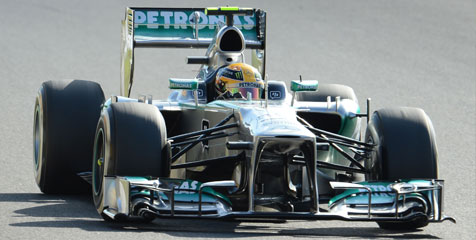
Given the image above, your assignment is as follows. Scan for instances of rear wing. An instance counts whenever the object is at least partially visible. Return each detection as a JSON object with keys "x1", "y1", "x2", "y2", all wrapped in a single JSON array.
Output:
[{"x1": 121, "y1": 7, "x2": 267, "y2": 97}]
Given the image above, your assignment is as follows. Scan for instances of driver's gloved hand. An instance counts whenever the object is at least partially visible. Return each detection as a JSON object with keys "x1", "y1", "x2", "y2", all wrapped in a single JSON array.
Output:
[
  {"x1": 232, "y1": 92, "x2": 246, "y2": 100},
  {"x1": 217, "y1": 91, "x2": 245, "y2": 100},
  {"x1": 217, "y1": 91, "x2": 233, "y2": 100}
]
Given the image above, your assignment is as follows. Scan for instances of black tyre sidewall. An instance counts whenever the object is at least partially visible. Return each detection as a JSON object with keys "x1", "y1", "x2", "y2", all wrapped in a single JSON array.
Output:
[
  {"x1": 34, "y1": 80, "x2": 105, "y2": 194},
  {"x1": 365, "y1": 107, "x2": 438, "y2": 181},
  {"x1": 92, "y1": 102, "x2": 169, "y2": 219},
  {"x1": 92, "y1": 117, "x2": 105, "y2": 211},
  {"x1": 34, "y1": 92, "x2": 48, "y2": 190},
  {"x1": 92, "y1": 116, "x2": 112, "y2": 220},
  {"x1": 106, "y1": 102, "x2": 168, "y2": 177}
]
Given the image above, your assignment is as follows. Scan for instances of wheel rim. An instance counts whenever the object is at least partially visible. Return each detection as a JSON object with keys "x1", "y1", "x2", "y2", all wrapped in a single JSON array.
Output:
[
  {"x1": 92, "y1": 128, "x2": 105, "y2": 195},
  {"x1": 33, "y1": 104, "x2": 42, "y2": 171}
]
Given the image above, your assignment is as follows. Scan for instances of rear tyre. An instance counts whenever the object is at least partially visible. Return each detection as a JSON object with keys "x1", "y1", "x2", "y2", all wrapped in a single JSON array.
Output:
[
  {"x1": 295, "y1": 83, "x2": 358, "y2": 103},
  {"x1": 34, "y1": 80, "x2": 105, "y2": 194},
  {"x1": 364, "y1": 107, "x2": 438, "y2": 230},
  {"x1": 92, "y1": 102, "x2": 170, "y2": 221}
]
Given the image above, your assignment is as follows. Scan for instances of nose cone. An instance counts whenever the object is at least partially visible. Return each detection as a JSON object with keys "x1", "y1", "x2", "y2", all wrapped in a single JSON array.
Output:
[{"x1": 240, "y1": 107, "x2": 314, "y2": 138}]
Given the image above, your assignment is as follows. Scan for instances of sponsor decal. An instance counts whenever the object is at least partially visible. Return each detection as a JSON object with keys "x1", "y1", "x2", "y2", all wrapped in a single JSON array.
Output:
[
  {"x1": 170, "y1": 82, "x2": 192, "y2": 89},
  {"x1": 238, "y1": 82, "x2": 261, "y2": 88},
  {"x1": 296, "y1": 84, "x2": 316, "y2": 90},
  {"x1": 221, "y1": 68, "x2": 243, "y2": 81},
  {"x1": 357, "y1": 184, "x2": 394, "y2": 197},
  {"x1": 134, "y1": 11, "x2": 255, "y2": 30},
  {"x1": 235, "y1": 71, "x2": 243, "y2": 80},
  {"x1": 174, "y1": 180, "x2": 199, "y2": 194},
  {"x1": 169, "y1": 79, "x2": 198, "y2": 90},
  {"x1": 269, "y1": 91, "x2": 281, "y2": 99}
]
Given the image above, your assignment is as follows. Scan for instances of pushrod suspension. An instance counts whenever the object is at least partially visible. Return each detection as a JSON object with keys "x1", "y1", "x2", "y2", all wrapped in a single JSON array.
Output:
[
  {"x1": 297, "y1": 115, "x2": 368, "y2": 171},
  {"x1": 171, "y1": 153, "x2": 243, "y2": 169},
  {"x1": 171, "y1": 131, "x2": 237, "y2": 147},
  {"x1": 169, "y1": 121, "x2": 236, "y2": 142},
  {"x1": 293, "y1": 156, "x2": 367, "y2": 175},
  {"x1": 170, "y1": 113, "x2": 236, "y2": 163},
  {"x1": 316, "y1": 160, "x2": 367, "y2": 174},
  {"x1": 315, "y1": 135, "x2": 373, "y2": 151},
  {"x1": 296, "y1": 115, "x2": 374, "y2": 148}
]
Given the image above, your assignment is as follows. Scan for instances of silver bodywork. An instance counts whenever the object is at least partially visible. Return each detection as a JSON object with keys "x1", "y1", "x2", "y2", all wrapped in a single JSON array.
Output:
[
  {"x1": 100, "y1": 93, "x2": 454, "y2": 224},
  {"x1": 98, "y1": 7, "x2": 455, "y2": 225}
]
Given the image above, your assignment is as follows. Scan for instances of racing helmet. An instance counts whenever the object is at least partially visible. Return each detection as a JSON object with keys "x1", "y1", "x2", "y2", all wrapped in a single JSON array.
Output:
[{"x1": 215, "y1": 63, "x2": 264, "y2": 100}]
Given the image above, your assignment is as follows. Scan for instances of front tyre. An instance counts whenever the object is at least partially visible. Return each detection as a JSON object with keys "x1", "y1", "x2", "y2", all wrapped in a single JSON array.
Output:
[
  {"x1": 34, "y1": 80, "x2": 104, "y2": 194},
  {"x1": 92, "y1": 102, "x2": 170, "y2": 221},
  {"x1": 365, "y1": 107, "x2": 438, "y2": 230}
]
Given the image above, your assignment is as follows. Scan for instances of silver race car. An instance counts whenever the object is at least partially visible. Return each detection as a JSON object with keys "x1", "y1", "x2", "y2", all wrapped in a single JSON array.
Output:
[{"x1": 33, "y1": 7, "x2": 455, "y2": 230}]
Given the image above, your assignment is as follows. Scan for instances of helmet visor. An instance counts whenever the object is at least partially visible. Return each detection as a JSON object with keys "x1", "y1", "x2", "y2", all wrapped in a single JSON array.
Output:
[{"x1": 228, "y1": 87, "x2": 262, "y2": 100}]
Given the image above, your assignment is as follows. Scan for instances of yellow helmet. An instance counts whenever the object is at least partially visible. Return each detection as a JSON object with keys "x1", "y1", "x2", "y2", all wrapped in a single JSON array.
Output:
[{"x1": 215, "y1": 63, "x2": 264, "y2": 100}]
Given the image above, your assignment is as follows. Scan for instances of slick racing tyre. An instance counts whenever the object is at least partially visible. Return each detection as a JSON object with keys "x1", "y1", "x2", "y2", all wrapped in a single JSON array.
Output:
[
  {"x1": 34, "y1": 80, "x2": 105, "y2": 194},
  {"x1": 295, "y1": 83, "x2": 358, "y2": 104},
  {"x1": 92, "y1": 102, "x2": 170, "y2": 221},
  {"x1": 364, "y1": 107, "x2": 438, "y2": 230}
]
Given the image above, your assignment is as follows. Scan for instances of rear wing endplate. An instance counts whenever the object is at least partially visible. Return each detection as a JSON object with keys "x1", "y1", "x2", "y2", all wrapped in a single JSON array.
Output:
[{"x1": 120, "y1": 7, "x2": 266, "y2": 97}]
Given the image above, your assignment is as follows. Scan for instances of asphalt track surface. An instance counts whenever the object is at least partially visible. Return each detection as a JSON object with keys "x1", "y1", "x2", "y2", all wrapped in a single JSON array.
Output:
[{"x1": 0, "y1": 0, "x2": 474, "y2": 239}]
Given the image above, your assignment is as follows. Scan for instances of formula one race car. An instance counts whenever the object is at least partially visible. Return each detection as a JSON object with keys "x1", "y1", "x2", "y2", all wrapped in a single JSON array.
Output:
[{"x1": 33, "y1": 7, "x2": 455, "y2": 230}]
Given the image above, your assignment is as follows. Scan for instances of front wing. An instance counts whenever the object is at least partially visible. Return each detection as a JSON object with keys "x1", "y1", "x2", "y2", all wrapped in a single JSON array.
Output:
[{"x1": 100, "y1": 176, "x2": 455, "y2": 224}]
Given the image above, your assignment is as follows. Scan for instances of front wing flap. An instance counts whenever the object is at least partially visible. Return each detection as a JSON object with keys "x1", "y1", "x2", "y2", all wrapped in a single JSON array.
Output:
[{"x1": 101, "y1": 176, "x2": 454, "y2": 224}]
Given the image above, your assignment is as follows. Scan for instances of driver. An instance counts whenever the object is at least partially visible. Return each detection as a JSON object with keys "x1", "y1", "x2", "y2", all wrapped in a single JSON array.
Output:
[{"x1": 215, "y1": 63, "x2": 264, "y2": 100}]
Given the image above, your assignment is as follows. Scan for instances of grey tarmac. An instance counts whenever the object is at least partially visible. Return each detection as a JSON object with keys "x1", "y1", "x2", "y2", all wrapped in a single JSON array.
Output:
[{"x1": 0, "y1": 0, "x2": 474, "y2": 239}]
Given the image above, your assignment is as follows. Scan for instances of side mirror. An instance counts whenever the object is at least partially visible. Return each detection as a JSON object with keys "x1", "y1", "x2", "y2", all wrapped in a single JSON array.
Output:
[
  {"x1": 290, "y1": 80, "x2": 318, "y2": 106},
  {"x1": 169, "y1": 78, "x2": 199, "y2": 90},
  {"x1": 169, "y1": 78, "x2": 200, "y2": 106},
  {"x1": 290, "y1": 80, "x2": 318, "y2": 92}
]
